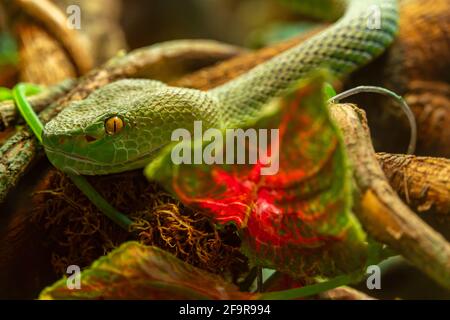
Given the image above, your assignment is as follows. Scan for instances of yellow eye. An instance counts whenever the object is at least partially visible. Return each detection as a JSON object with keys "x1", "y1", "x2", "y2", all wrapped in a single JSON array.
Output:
[{"x1": 105, "y1": 116, "x2": 124, "y2": 135}]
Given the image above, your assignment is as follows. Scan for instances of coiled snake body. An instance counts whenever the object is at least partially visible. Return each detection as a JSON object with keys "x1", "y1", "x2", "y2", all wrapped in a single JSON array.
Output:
[{"x1": 43, "y1": 0, "x2": 399, "y2": 175}]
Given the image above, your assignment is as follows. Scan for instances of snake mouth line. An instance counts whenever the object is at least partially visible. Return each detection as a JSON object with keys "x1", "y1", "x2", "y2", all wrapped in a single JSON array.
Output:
[{"x1": 44, "y1": 143, "x2": 169, "y2": 167}]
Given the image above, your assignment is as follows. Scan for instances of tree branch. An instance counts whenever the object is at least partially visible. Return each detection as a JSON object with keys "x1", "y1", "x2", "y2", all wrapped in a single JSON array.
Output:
[
  {"x1": 329, "y1": 104, "x2": 450, "y2": 289},
  {"x1": 0, "y1": 40, "x2": 244, "y2": 203},
  {"x1": 376, "y1": 152, "x2": 450, "y2": 215}
]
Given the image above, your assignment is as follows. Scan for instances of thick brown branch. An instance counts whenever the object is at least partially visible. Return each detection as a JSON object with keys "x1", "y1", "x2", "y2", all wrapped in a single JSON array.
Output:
[
  {"x1": 376, "y1": 152, "x2": 450, "y2": 215},
  {"x1": 0, "y1": 80, "x2": 75, "y2": 130},
  {"x1": 171, "y1": 27, "x2": 325, "y2": 90},
  {"x1": 13, "y1": 0, "x2": 93, "y2": 74},
  {"x1": 330, "y1": 103, "x2": 450, "y2": 289},
  {"x1": 15, "y1": 22, "x2": 77, "y2": 84}
]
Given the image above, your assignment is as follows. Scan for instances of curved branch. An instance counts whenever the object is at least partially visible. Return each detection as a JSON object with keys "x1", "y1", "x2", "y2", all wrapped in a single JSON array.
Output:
[
  {"x1": 329, "y1": 103, "x2": 450, "y2": 289},
  {"x1": 13, "y1": 0, "x2": 93, "y2": 74},
  {"x1": 0, "y1": 40, "x2": 245, "y2": 203},
  {"x1": 0, "y1": 79, "x2": 75, "y2": 130}
]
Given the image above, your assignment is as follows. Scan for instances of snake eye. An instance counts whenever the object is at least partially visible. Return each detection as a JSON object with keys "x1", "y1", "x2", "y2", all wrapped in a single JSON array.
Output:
[{"x1": 105, "y1": 116, "x2": 124, "y2": 135}]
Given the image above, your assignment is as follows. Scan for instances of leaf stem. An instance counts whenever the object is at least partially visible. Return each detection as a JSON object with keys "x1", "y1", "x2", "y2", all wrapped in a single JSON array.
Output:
[
  {"x1": 258, "y1": 273, "x2": 357, "y2": 300},
  {"x1": 12, "y1": 83, "x2": 133, "y2": 231},
  {"x1": 328, "y1": 85, "x2": 417, "y2": 155},
  {"x1": 12, "y1": 83, "x2": 44, "y2": 142}
]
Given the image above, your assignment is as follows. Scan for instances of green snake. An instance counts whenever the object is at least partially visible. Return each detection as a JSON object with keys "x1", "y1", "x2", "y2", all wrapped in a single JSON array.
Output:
[{"x1": 42, "y1": 0, "x2": 399, "y2": 175}]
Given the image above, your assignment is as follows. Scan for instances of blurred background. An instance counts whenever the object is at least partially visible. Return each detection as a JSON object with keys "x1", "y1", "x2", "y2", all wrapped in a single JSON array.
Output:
[
  {"x1": 121, "y1": 0, "x2": 317, "y2": 49},
  {"x1": 0, "y1": 0, "x2": 325, "y2": 86}
]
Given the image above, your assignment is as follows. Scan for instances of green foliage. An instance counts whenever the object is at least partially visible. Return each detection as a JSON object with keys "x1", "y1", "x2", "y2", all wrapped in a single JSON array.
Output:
[
  {"x1": 0, "y1": 32, "x2": 19, "y2": 67},
  {"x1": 323, "y1": 82, "x2": 337, "y2": 100},
  {"x1": 249, "y1": 22, "x2": 318, "y2": 48},
  {"x1": 278, "y1": 0, "x2": 345, "y2": 21},
  {"x1": 39, "y1": 242, "x2": 255, "y2": 300},
  {"x1": 0, "y1": 87, "x2": 12, "y2": 101},
  {"x1": 145, "y1": 76, "x2": 370, "y2": 279}
]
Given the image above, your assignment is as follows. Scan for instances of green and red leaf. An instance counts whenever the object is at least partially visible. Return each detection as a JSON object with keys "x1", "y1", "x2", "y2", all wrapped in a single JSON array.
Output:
[
  {"x1": 145, "y1": 76, "x2": 368, "y2": 279},
  {"x1": 39, "y1": 242, "x2": 255, "y2": 300}
]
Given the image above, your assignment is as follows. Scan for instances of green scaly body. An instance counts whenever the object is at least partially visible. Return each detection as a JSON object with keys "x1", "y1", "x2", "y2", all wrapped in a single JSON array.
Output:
[{"x1": 43, "y1": 0, "x2": 399, "y2": 175}]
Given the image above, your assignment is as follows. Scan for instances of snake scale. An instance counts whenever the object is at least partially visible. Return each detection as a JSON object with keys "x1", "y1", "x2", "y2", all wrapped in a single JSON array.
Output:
[{"x1": 42, "y1": 0, "x2": 399, "y2": 175}]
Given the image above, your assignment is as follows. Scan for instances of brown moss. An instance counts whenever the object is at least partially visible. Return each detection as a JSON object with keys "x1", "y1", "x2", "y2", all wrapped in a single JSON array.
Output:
[{"x1": 31, "y1": 169, "x2": 248, "y2": 282}]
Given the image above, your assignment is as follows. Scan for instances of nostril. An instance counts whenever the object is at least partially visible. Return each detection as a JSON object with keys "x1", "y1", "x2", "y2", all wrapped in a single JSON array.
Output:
[{"x1": 85, "y1": 135, "x2": 97, "y2": 143}]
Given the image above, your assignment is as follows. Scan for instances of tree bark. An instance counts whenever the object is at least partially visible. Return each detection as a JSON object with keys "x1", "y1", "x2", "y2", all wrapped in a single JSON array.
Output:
[{"x1": 330, "y1": 104, "x2": 450, "y2": 289}]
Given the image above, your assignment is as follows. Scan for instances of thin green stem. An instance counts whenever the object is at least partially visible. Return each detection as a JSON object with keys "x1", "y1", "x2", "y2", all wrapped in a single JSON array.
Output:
[
  {"x1": 258, "y1": 273, "x2": 356, "y2": 300},
  {"x1": 68, "y1": 173, "x2": 133, "y2": 230},
  {"x1": 256, "y1": 266, "x2": 263, "y2": 293},
  {"x1": 13, "y1": 83, "x2": 44, "y2": 143},
  {"x1": 259, "y1": 246, "x2": 397, "y2": 300},
  {"x1": 12, "y1": 83, "x2": 133, "y2": 231}
]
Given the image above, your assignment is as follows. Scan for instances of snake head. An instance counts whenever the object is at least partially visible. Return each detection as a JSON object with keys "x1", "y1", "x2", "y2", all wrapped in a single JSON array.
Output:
[{"x1": 42, "y1": 79, "x2": 219, "y2": 175}]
